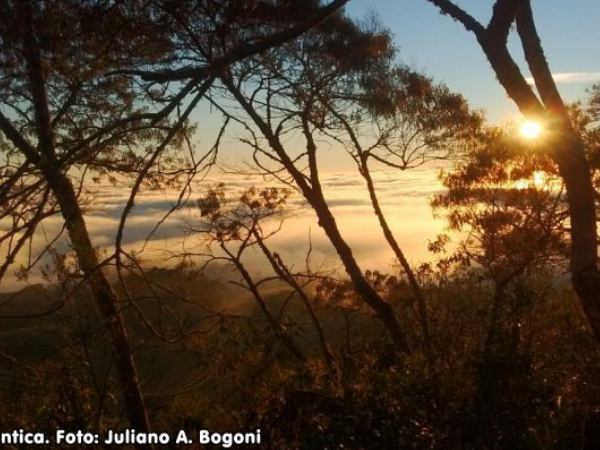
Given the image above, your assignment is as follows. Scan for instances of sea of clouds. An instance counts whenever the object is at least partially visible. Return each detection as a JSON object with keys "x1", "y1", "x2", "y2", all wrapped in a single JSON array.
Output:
[{"x1": 1, "y1": 169, "x2": 451, "y2": 292}]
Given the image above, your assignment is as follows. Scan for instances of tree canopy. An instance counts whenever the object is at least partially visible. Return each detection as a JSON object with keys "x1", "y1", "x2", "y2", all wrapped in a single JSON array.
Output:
[{"x1": 2, "y1": 1, "x2": 600, "y2": 447}]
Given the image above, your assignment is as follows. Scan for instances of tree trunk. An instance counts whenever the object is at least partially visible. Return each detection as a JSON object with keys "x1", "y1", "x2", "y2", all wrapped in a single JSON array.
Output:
[
  {"x1": 308, "y1": 194, "x2": 412, "y2": 354},
  {"x1": 422, "y1": 0, "x2": 600, "y2": 343},
  {"x1": 360, "y1": 157, "x2": 433, "y2": 361},
  {"x1": 14, "y1": 0, "x2": 151, "y2": 437},
  {"x1": 480, "y1": 20, "x2": 600, "y2": 342},
  {"x1": 326, "y1": 103, "x2": 431, "y2": 359},
  {"x1": 48, "y1": 171, "x2": 151, "y2": 436},
  {"x1": 552, "y1": 130, "x2": 600, "y2": 342},
  {"x1": 224, "y1": 77, "x2": 411, "y2": 354}
]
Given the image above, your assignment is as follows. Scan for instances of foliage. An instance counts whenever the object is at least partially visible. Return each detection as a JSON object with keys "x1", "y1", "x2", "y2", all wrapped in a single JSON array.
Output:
[{"x1": 3, "y1": 1, "x2": 600, "y2": 448}]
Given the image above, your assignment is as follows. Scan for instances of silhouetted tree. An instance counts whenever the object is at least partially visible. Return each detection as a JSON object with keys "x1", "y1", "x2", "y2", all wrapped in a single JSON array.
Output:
[
  {"x1": 193, "y1": 185, "x2": 307, "y2": 361},
  {"x1": 420, "y1": 0, "x2": 600, "y2": 342},
  {"x1": 0, "y1": 0, "x2": 177, "y2": 434},
  {"x1": 210, "y1": 11, "x2": 482, "y2": 358},
  {"x1": 216, "y1": 17, "x2": 413, "y2": 353},
  {"x1": 0, "y1": 0, "x2": 352, "y2": 435},
  {"x1": 316, "y1": 53, "x2": 482, "y2": 362}
]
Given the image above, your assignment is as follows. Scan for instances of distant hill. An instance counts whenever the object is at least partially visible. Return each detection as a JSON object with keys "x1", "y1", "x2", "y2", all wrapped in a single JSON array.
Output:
[{"x1": 0, "y1": 268, "x2": 316, "y2": 400}]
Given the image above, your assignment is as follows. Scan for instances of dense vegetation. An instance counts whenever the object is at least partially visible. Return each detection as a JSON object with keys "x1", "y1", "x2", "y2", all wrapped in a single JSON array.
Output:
[{"x1": 1, "y1": 1, "x2": 600, "y2": 448}]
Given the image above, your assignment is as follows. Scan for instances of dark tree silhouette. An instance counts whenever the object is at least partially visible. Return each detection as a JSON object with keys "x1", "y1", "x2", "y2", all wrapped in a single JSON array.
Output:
[
  {"x1": 318, "y1": 62, "x2": 482, "y2": 362},
  {"x1": 433, "y1": 125, "x2": 568, "y2": 351},
  {"x1": 420, "y1": 0, "x2": 600, "y2": 342},
  {"x1": 0, "y1": 0, "x2": 174, "y2": 434},
  {"x1": 210, "y1": 12, "x2": 482, "y2": 357},
  {"x1": 218, "y1": 29, "x2": 413, "y2": 353},
  {"x1": 193, "y1": 185, "x2": 307, "y2": 362},
  {"x1": 0, "y1": 0, "x2": 353, "y2": 436}
]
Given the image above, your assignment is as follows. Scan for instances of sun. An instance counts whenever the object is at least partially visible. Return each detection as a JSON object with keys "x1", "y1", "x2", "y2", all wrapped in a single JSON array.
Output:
[{"x1": 520, "y1": 120, "x2": 543, "y2": 139}]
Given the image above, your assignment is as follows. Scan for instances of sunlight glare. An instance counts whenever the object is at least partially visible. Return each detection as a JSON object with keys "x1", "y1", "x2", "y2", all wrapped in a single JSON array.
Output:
[
  {"x1": 533, "y1": 171, "x2": 545, "y2": 188},
  {"x1": 520, "y1": 120, "x2": 543, "y2": 139},
  {"x1": 515, "y1": 171, "x2": 546, "y2": 190}
]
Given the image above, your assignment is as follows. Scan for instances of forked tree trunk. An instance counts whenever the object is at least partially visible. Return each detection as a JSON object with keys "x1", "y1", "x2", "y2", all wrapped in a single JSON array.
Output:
[
  {"x1": 223, "y1": 78, "x2": 411, "y2": 354},
  {"x1": 325, "y1": 105, "x2": 432, "y2": 359},
  {"x1": 424, "y1": 0, "x2": 600, "y2": 342}
]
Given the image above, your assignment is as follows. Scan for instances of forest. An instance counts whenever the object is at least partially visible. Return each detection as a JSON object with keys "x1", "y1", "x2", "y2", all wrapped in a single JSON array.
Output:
[{"x1": 1, "y1": 0, "x2": 600, "y2": 449}]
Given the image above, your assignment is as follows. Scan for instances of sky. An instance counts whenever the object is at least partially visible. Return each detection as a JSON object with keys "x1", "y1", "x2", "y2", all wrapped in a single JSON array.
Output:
[
  {"x1": 346, "y1": 0, "x2": 600, "y2": 123},
  {"x1": 193, "y1": 0, "x2": 600, "y2": 171},
  {"x1": 158, "y1": 1, "x2": 600, "y2": 280}
]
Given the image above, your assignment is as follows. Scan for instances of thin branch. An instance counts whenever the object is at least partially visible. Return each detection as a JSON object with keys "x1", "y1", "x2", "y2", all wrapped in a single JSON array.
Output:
[
  {"x1": 424, "y1": 0, "x2": 485, "y2": 36},
  {"x1": 109, "y1": 0, "x2": 352, "y2": 83}
]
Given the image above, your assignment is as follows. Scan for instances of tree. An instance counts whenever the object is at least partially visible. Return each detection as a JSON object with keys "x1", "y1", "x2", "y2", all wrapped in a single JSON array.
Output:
[
  {"x1": 0, "y1": 0, "x2": 352, "y2": 436},
  {"x1": 0, "y1": 0, "x2": 175, "y2": 433},
  {"x1": 215, "y1": 16, "x2": 412, "y2": 353},
  {"x1": 193, "y1": 185, "x2": 307, "y2": 362},
  {"x1": 208, "y1": 11, "x2": 482, "y2": 357},
  {"x1": 419, "y1": 0, "x2": 600, "y2": 342},
  {"x1": 317, "y1": 58, "x2": 482, "y2": 361},
  {"x1": 194, "y1": 184, "x2": 338, "y2": 371},
  {"x1": 433, "y1": 125, "x2": 566, "y2": 361}
]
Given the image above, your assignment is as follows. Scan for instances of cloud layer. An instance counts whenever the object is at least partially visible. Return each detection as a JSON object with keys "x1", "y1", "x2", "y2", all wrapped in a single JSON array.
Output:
[{"x1": 1, "y1": 169, "x2": 451, "y2": 291}]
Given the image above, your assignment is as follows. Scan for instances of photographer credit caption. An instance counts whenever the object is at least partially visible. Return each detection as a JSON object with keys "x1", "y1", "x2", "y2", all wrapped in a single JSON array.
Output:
[{"x1": 1, "y1": 428, "x2": 262, "y2": 447}]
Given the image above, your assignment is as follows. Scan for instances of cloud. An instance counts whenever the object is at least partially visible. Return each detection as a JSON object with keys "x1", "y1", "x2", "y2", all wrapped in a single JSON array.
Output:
[
  {"x1": 2, "y1": 169, "x2": 452, "y2": 292},
  {"x1": 325, "y1": 198, "x2": 372, "y2": 208},
  {"x1": 525, "y1": 71, "x2": 600, "y2": 85}
]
